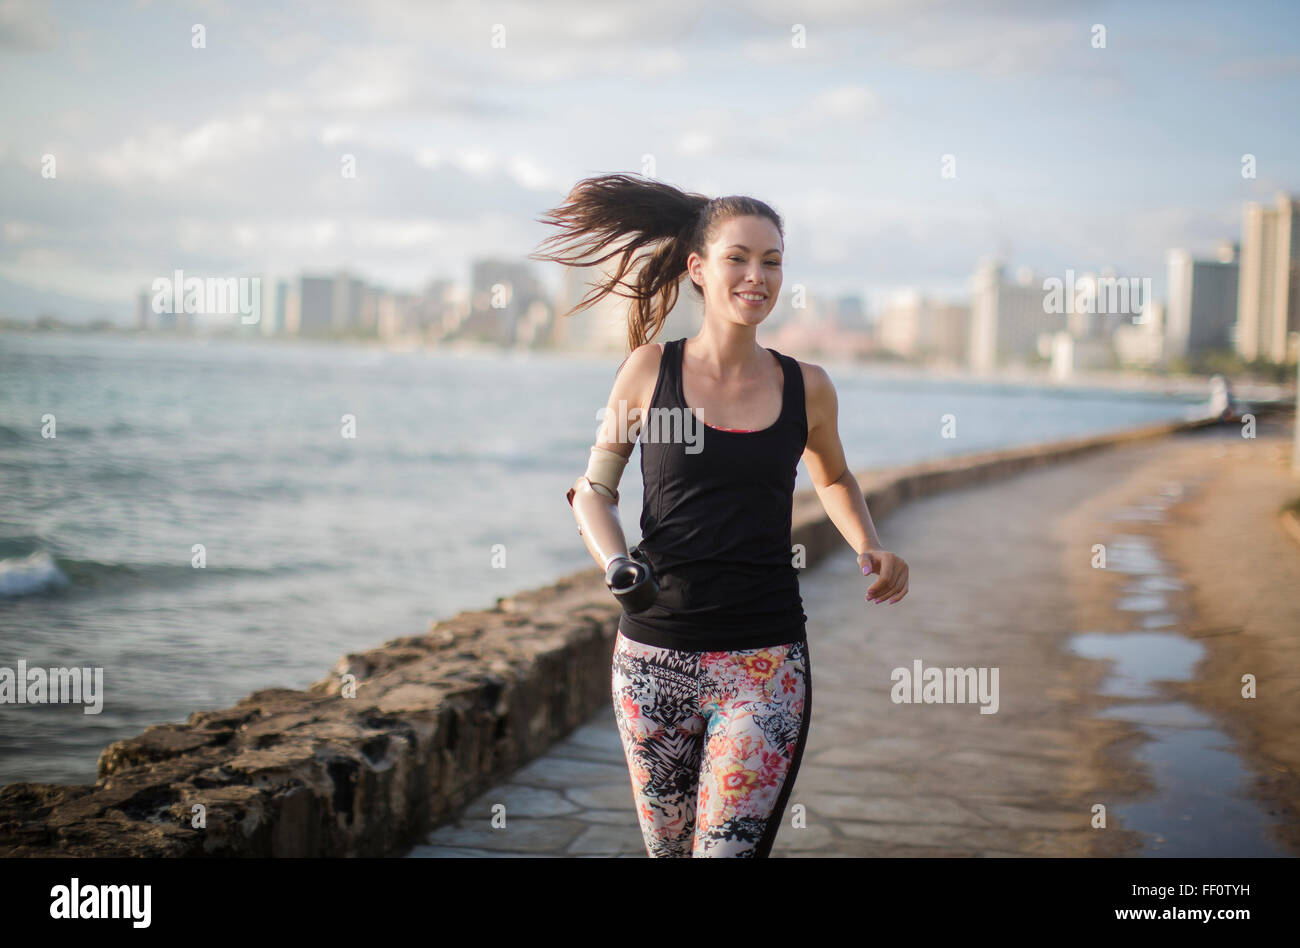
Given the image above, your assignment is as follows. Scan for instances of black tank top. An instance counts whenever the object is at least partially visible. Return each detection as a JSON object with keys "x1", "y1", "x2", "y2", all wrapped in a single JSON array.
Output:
[{"x1": 619, "y1": 337, "x2": 809, "y2": 651}]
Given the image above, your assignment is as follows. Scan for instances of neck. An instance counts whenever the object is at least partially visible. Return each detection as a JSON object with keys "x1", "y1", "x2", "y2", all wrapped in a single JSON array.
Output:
[{"x1": 686, "y1": 322, "x2": 766, "y2": 382}]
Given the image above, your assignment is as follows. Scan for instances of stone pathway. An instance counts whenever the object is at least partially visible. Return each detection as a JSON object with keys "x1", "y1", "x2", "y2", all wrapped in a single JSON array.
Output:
[{"x1": 408, "y1": 420, "x2": 1299, "y2": 857}]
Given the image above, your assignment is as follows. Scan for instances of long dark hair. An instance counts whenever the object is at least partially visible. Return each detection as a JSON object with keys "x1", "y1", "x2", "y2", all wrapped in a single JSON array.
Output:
[{"x1": 529, "y1": 173, "x2": 784, "y2": 360}]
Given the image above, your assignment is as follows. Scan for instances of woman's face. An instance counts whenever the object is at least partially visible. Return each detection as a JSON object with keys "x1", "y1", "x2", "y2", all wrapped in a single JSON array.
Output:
[{"x1": 689, "y1": 214, "x2": 783, "y2": 327}]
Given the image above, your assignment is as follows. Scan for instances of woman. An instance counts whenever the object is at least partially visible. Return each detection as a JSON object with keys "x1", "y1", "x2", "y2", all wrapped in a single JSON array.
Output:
[{"x1": 531, "y1": 173, "x2": 909, "y2": 857}]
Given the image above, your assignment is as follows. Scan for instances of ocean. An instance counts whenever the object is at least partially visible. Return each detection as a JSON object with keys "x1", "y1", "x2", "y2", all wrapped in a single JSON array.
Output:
[{"x1": 0, "y1": 330, "x2": 1209, "y2": 786}]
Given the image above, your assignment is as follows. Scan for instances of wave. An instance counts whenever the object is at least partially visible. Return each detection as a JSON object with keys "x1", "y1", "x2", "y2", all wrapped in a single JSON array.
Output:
[
  {"x1": 0, "y1": 550, "x2": 280, "y2": 599},
  {"x1": 0, "y1": 550, "x2": 69, "y2": 597}
]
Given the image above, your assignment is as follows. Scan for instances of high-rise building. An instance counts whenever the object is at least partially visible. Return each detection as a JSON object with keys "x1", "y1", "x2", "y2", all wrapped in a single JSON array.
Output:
[
  {"x1": 1114, "y1": 300, "x2": 1165, "y2": 368},
  {"x1": 1165, "y1": 243, "x2": 1239, "y2": 363},
  {"x1": 877, "y1": 290, "x2": 970, "y2": 364},
  {"x1": 834, "y1": 295, "x2": 867, "y2": 331},
  {"x1": 294, "y1": 271, "x2": 368, "y2": 335},
  {"x1": 968, "y1": 259, "x2": 1046, "y2": 373},
  {"x1": 331, "y1": 273, "x2": 365, "y2": 332},
  {"x1": 284, "y1": 282, "x2": 301, "y2": 335},
  {"x1": 461, "y1": 260, "x2": 546, "y2": 346},
  {"x1": 425, "y1": 278, "x2": 469, "y2": 338},
  {"x1": 1236, "y1": 191, "x2": 1300, "y2": 363},
  {"x1": 297, "y1": 276, "x2": 334, "y2": 335},
  {"x1": 135, "y1": 290, "x2": 151, "y2": 330},
  {"x1": 359, "y1": 284, "x2": 381, "y2": 335},
  {"x1": 1064, "y1": 268, "x2": 1148, "y2": 339},
  {"x1": 553, "y1": 261, "x2": 662, "y2": 353},
  {"x1": 272, "y1": 279, "x2": 288, "y2": 335},
  {"x1": 376, "y1": 291, "x2": 421, "y2": 341}
]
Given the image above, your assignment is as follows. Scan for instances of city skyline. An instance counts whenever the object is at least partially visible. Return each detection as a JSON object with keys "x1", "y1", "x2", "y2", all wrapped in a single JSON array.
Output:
[
  {"x1": 113, "y1": 183, "x2": 1299, "y2": 378},
  {"x1": 3, "y1": 0, "x2": 1299, "y2": 327}
]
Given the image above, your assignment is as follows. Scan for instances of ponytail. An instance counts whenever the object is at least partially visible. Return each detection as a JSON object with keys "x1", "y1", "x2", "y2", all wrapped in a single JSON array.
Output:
[{"x1": 530, "y1": 173, "x2": 783, "y2": 369}]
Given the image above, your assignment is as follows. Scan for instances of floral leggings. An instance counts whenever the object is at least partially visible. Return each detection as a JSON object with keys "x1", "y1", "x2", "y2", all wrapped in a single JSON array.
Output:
[{"x1": 611, "y1": 629, "x2": 812, "y2": 857}]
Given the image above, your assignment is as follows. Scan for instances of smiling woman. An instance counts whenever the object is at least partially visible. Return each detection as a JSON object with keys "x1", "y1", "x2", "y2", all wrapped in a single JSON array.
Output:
[{"x1": 529, "y1": 172, "x2": 908, "y2": 858}]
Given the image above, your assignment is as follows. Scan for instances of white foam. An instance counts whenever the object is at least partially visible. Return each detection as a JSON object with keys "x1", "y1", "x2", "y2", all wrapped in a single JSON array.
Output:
[{"x1": 0, "y1": 550, "x2": 69, "y2": 597}]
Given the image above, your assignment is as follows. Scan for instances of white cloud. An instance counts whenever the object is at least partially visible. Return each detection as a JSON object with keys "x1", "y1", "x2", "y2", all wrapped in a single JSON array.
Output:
[
  {"x1": 677, "y1": 131, "x2": 718, "y2": 156},
  {"x1": 451, "y1": 148, "x2": 497, "y2": 176},
  {"x1": 320, "y1": 124, "x2": 359, "y2": 146},
  {"x1": 0, "y1": 0, "x2": 1279, "y2": 315},
  {"x1": 0, "y1": 0, "x2": 57, "y2": 50},
  {"x1": 805, "y1": 85, "x2": 883, "y2": 123},
  {"x1": 93, "y1": 114, "x2": 271, "y2": 183},
  {"x1": 506, "y1": 156, "x2": 558, "y2": 191},
  {"x1": 894, "y1": 18, "x2": 1077, "y2": 77}
]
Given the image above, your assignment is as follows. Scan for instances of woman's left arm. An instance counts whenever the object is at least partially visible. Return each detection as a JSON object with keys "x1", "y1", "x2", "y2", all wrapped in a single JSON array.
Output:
[{"x1": 800, "y1": 363, "x2": 910, "y2": 605}]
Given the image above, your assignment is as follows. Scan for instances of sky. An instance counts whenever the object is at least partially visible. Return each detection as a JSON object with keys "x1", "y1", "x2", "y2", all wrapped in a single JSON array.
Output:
[{"x1": 1, "y1": 0, "x2": 1298, "y2": 321}]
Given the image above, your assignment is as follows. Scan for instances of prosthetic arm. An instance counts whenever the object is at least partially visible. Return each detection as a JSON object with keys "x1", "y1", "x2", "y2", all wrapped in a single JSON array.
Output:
[{"x1": 567, "y1": 445, "x2": 658, "y2": 612}]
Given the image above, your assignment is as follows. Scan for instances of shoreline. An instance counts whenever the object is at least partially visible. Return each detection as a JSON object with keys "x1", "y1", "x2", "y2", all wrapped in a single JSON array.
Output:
[
  {"x1": 0, "y1": 409, "x2": 1289, "y2": 856},
  {"x1": 1056, "y1": 414, "x2": 1300, "y2": 855},
  {"x1": 4, "y1": 326, "x2": 1292, "y2": 404}
]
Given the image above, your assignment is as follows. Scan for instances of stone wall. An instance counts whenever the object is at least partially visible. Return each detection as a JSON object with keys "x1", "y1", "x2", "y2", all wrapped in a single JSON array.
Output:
[{"x1": 0, "y1": 414, "x2": 1227, "y2": 856}]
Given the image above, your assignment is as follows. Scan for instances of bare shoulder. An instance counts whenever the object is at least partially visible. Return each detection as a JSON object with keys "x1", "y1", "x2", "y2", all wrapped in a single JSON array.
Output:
[
  {"x1": 794, "y1": 358, "x2": 835, "y2": 431},
  {"x1": 615, "y1": 341, "x2": 664, "y2": 401},
  {"x1": 599, "y1": 342, "x2": 665, "y2": 454}
]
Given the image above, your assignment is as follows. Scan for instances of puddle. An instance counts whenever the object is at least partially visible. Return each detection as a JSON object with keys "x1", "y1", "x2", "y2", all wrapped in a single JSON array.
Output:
[
  {"x1": 1065, "y1": 483, "x2": 1288, "y2": 856},
  {"x1": 1125, "y1": 575, "x2": 1186, "y2": 593},
  {"x1": 1094, "y1": 703, "x2": 1287, "y2": 857},
  {"x1": 1069, "y1": 632, "x2": 1201, "y2": 698},
  {"x1": 1139, "y1": 613, "x2": 1177, "y2": 629},
  {"x1": 1104, "y1": 535, "x2": 1165, "y2": 574},
  {"x1": 1116, "y1": 593, "x2": 1168, "y2": 612}
]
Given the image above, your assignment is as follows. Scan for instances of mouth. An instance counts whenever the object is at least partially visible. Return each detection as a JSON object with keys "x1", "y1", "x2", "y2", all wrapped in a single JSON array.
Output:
[{"x1": 735, "y1": 292, "x2": 767, "y2": 307}]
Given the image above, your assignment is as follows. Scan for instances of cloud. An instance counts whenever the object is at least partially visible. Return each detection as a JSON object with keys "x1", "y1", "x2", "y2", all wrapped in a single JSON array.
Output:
[
  {"x1": 92, "y1": 114, "x2": 271, "y2": 183},
  {"x1": 0, "y1": 0, "x2": 1287, "y2": 316},
  {"x1": 0, "y1": 102, "x2": 558, "y2": 302},
  {"x1": 891, "y1": 16, "x2": 1080, "y2": 77},
  {"x1": 805, "y1": 85, "x2": 883, "y2": 123},
  {"x1": 0, "y1": 0, "x2": 57, "y2": 50}
]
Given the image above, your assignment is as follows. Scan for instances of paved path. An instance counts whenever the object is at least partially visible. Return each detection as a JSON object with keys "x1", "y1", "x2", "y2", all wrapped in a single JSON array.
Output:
[{"x1": 408, "y1": 419, "x2": 1300, "y2": 857}]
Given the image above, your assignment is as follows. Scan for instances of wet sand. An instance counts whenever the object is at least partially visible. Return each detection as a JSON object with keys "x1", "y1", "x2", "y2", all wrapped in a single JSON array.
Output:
[{"x1": 1060, "y1": 412, "x2": 1300, "y2": 855}]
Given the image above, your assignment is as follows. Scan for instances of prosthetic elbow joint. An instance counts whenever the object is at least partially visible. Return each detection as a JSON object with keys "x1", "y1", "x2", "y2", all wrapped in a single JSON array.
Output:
[{"x1": 566, "y1": 445, "x2": 629, "y2": 507}]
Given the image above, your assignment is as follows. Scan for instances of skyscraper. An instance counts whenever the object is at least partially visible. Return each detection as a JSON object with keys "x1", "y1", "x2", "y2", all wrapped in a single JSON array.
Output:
[
  {"x1": 554, "y1": 261, "x2": 642, "y2": 353},
  {"x1": 968, "y1": 259, "x2": 1046, "y2": 373},
  {"x1": 135, "y1": 290, "x2": 151, "y2": 330},
  {"x1": 1165, "y1": 242, "x2": 1239, "y2": 362},
  {"x1": 878, "y1": 290, "x2": 970, "y2": 364},
  {"x1": 466, "y1": 259, "x2": 546, "y2": 346},
  {"x1": 297, "y1": 276, "x2": 334, "y2": 335},
  {"x1": 273, "y1": 279, "x2": 288, "y2": 336},
  {"x1": 1236, "y1": 191, "x2": 1300, "y2": 363}
]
